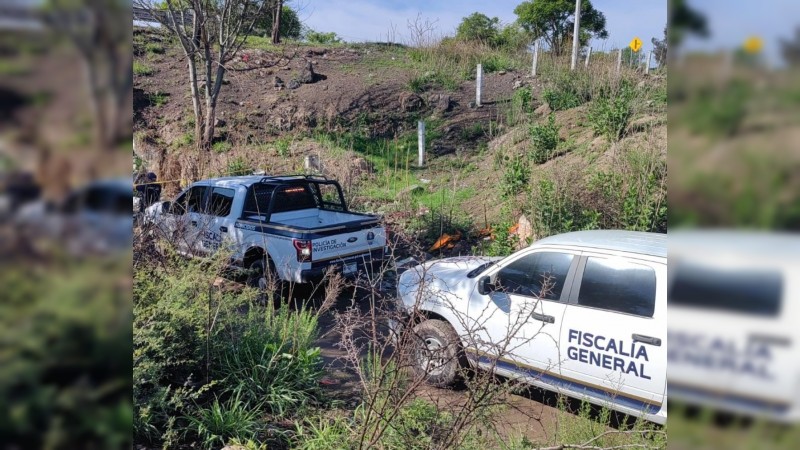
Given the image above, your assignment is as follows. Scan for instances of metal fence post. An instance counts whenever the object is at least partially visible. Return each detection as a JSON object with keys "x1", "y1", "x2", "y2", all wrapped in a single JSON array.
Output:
[
  {"x1": 476, "y1": 63, "x2": 482, "y2": 107},
  {"x1": 417, "y1": 120, "x2": 425, "y2": 167}
]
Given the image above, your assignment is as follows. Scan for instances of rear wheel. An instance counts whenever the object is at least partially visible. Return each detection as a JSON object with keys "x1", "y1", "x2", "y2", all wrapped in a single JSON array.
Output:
[
  {"x1": 411, "y1": 319, "x2": 462, "y2": 387},
  {"x1": 246, "y1": 257, "x2": 279, "y2": 303}
]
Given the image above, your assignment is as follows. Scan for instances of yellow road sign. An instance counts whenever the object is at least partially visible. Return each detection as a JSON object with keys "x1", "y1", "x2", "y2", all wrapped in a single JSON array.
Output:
[
  {"x1": 743, "y1": 35, "x2": 763, "y2": 54},
  {"x1": 629, "y1": 37, "x2": 643, "y2": 53}
]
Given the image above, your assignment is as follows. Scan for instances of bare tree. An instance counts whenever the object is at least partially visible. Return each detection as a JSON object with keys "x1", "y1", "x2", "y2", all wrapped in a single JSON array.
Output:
[
  {"x1": 271, "y1": 0, "x2": 283, "y2": 44},
  {"x1": 133, "y1": 0, "x2": 281, "y2": 151},
  {"x1": 42, "y1": 0, "x2": 132, "y2": 152}
]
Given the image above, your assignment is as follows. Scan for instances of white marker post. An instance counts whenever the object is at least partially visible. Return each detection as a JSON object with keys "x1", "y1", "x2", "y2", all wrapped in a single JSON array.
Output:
[
  {"x1": 645, "y1": 50, "x2": 653, "y2": 75},
  {"x1": 584, "y1": 46, "x2": 592, "y2": 68},
  {"x1": 417, "y1": 120, "x2": 425, "y2": 167},
  {"x1": 531, "y1": 41, "x2": 539, "y2": 76},
  {"x1": 570, "y1": 0, "x2": 581, "y2": 70},
  {"x1": 616, "y1": 48, "x2": 623, "y2": 74},
  {"x1": 476, "y1": 63, "x2": 483, "y2": 107}
]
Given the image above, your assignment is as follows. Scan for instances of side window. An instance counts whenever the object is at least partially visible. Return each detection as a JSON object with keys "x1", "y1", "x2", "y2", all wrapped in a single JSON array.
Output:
[
  {"x1": 185, "y1": 186, "x2": 208, "y2": 214},
  {"x1": 576, "y1": 257, "x2": 656, "y2": 317},
  {"x1": 172, "y1": 191, "x2": 189, "y2": 215},
  {"x1": 243, "y1": 184, "x2": 274, "y2": 217},
  {"x1": 494, "y1": 252, "x2": 574, "y2": 300},
  {"x1": 208, "y1": 187, "x2": 235, "y2": 217},
  {"x1": 171, "y1": 186, "x2": 206, "y2": 215}
]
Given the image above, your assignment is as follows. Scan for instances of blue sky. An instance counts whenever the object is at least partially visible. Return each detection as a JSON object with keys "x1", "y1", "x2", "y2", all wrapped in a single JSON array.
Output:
[
  {"x1": 299, "y1": 0, "x2": 666, "y2": 52},
  {"x1": 682, "y1": 0, "x2": 800, "y2": 67}
]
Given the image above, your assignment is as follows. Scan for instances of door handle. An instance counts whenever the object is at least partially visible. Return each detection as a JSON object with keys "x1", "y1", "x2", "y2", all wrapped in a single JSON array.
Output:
[
  {"x1": 532, "y1": 312, "x2": 555, "y2": 324},
  {"x1": 219, "y1": 226, "x2": 228, "y2": 233},
  {"x1": 191, "y1": 220, "x2": 197, "y2": 227},
  {"x1": 632, "y1": 334, "x2": 662, "y2": 346}
]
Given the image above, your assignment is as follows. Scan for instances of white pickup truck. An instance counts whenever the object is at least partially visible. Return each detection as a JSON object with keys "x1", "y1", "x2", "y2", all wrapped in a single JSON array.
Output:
[
  {"x1": 143, "y1": 175, "x2": 387, "y2": 285},
  {"x1": 394, "y1": 230, "x2": 667, "y2": 424}
]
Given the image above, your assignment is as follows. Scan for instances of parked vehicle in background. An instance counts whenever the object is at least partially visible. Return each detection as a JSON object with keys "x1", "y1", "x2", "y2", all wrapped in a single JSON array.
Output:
[
  {"x1": 394, "y1": 230, "x2": 667, "y2": 424},
  {"x1": 143, "y1": 175, "x2": 387, "y2": 286}
]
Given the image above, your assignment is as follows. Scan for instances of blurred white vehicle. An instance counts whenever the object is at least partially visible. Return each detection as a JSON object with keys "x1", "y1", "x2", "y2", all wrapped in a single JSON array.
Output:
[
  {"x1": 15, "y1": 178, "x2": 132, "y2": 255},
  {"x1": 668, "y1": 230, "x2": 800, "y2": 424}
]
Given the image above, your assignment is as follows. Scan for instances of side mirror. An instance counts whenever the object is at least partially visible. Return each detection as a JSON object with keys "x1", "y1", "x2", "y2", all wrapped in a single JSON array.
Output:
[{"x1": 477, "y1": 276, "x2": 494, "y2": 296}]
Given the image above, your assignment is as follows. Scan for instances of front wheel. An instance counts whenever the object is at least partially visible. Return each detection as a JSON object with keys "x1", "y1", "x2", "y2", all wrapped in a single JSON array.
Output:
[{"x1": 411, "y1": 319, "x2": 462, "y2": 387}]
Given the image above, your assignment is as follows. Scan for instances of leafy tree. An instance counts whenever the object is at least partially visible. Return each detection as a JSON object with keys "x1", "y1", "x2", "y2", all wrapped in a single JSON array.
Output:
[
  {"x1": 669, "y1": 0, "x2": 708, "y2": 48},
  {"x1": 780, "y1": 27, "x2": 800, "y2": 66},
  {"x1": 496, "y1": 23, "x2": 531, "y2": 50},
  {"x1": 456, "y1": 12, "x2": 500, "y2": 45},
  {"x1": 652, "y1": 26, "x2": 667, "y2": 66},
  {"x1": 514, "y1": 0, "x2": 608, "y2": 56},
  {"x1": 252, "y1": 4, "x2": 301, "y2": 40}
]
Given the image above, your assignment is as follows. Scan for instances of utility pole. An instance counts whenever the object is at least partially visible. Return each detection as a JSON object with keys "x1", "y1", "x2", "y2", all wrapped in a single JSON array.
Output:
[{"x1": 570, "y1": 0, "x2": 581, "y2": 70}]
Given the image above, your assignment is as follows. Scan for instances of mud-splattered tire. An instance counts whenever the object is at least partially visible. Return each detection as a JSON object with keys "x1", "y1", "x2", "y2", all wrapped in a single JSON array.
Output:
[
  {"x1": 246, "y1": 258, "x2": 279, "y2": 303},
  {"x1": 412, "y1": 319, "x2": 462, "y2": 387}
]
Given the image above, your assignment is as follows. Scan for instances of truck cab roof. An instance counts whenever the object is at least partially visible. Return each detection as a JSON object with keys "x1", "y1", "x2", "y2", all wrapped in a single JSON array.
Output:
[{"x1": 192, "y1": 174, "x2": 331, "y2": 189}]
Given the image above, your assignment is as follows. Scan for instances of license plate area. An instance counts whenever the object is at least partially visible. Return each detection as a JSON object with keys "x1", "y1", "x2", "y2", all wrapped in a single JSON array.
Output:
[{"x1": 343, "y1": 262, "x2": 357, "y2": 275}]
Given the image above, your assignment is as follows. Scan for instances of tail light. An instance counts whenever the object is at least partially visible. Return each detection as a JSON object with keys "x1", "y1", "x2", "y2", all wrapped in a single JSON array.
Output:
[{"x1": 293, "y1": 239, "x2": 312, "y2": 262}]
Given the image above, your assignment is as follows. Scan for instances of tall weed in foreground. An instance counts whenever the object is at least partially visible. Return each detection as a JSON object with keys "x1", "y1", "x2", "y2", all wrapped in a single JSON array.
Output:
[
  {"x1": 529, "y1": 115, "x2": 560, "y2": 163},
  {"x1": 543, "y1": 398, "x2": 665, "y2": 450},
  {"x1": 133, "y1": 247, "x2": 324, "y2": 447}
]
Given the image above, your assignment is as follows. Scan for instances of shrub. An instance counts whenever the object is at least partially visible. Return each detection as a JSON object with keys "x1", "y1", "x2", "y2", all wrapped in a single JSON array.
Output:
[
  {"x1": 212, "y1": 141, "x2": 232, "y2": 154},
  {"x1": 133, "y1": 60, "x2": 154, "y2": 76},
  {"x1": 146, "y1": 91, "x2": 168, "y2": 107},
  {"x1": 305, "y1": 30, "x2": 341, "y2": 45},
  {"x1": 214, "y1": 305, "x2": 322, "y2": 416},
  {"x1": 144, "y1": 42, "x2": 165, "y2": 55},
  {"x1": 529, "y1": 114, "x2": 560, "y2": 163},
  {"x1": 541, "y1": 71, "x2": 593, "y2": 110},
  {"x1": 501, "y1": 155, "x2": 530, "y2": 198},
  {"x1": 542, "y1": 86, "x2": 582, "y2": 111},
  {"x1": 134, "y1": 255, "x2": 325, "y2": 447},
  {"x1": 226, "y1": 157, "x2": 252, "y2": 176},
  {"x1": 587, "y1": 81, "x2": 635, "y2": 141}
]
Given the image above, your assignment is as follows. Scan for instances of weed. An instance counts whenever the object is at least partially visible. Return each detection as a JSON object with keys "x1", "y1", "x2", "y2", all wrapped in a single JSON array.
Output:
[
  {"x1": 684, "y1": 79, "x2": 751, "y2": 136},
  {"x1": 212, "y1": 141, "x2": 232, "y2": 154},
  {"x1": 501, "y1": 155, "x2": 530, "y2": 198},
  {"x1": 186, "y1": 392, "x2": 262, "y2": 449},
  {"x1": 587, "y1": 81, "x2": 635, "y2": 141},
  {"x1": 270, "y1": 136, "x2": 292, "y2": 157},
  {"x1": 144, "y1": 42, "x2": 165, "y2": 55},
  {"x1": 146, "y1": 91, "x2": 169, "y2": 107},
  {"x1": 529, "y1": 115, "x2": 560, "y2": 163},
  {"x1": 133, "y1": 60, "x2": 154, "y2": 76},
  {"x1": 460, "y1": 123, "x2": 485, "y2": 141},
  {"x1": 226, "y1": 156, "x2": 252, "y2": 176},
  {"x1": 174, "y1": 132, "x2": 194, "y2": 148}
]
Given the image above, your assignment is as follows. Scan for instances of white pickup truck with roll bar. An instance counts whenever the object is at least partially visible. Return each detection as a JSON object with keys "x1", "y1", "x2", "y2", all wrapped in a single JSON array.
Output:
[{"x1": 143, "y1": 174, "x2": 388, "y2": 285}]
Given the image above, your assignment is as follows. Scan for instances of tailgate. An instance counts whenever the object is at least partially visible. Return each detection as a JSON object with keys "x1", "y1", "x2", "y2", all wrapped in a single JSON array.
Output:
[{"x1": 311, "y1": 224, "x2": 386, "y2": 262}]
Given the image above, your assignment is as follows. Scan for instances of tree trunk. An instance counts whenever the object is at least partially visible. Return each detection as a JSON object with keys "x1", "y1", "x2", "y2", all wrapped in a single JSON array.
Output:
[
  {"x1": 186, "y1": 54, "x2": 203, "y2": 149},
  {"x1": 271, "y1": 0, "x2": 283, "y2": 44},
  {"x1": 81, "y1": 52, "x2": 109, "y2": 152}
]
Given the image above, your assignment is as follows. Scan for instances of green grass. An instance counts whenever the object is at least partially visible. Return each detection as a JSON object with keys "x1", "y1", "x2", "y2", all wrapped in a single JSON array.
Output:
[
  {"x1": 133, "y1": 60, "x2": 155, "y2": 76},
  {"x1": 146, "y1": 91, "x2": 169, "y2": 107},
  {"x1": 0, "y1": 59, "x2": 30, "y2": 76},
  {"x1": 144, "y1": 42, "x2": 165, "y2": 55},
  {"x1": 529, "y1": 115, "x2": 560, "y2": 163},
  {"x1": 212, "y1": 141, "x2": 232, "y2": 153}
]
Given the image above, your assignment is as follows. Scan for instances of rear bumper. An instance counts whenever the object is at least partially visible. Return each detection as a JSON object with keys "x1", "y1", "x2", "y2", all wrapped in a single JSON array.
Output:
[{"x1": 300, "y1": 248, "x2": 387, "y2": 283}]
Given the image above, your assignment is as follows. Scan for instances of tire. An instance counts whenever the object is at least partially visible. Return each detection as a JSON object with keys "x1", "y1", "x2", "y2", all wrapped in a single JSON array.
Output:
[
  {"x1": 246, "y1": 257, "x2": 279, "y2": 302},
  {"x1": 411, "y1": 319, "x2": 462, "y2": 387}
]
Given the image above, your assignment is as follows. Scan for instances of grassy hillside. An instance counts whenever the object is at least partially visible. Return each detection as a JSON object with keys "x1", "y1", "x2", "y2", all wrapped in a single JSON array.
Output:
[{"x1": 133, "y1": 28, "x2": 666, "y2": 254}]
